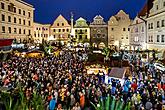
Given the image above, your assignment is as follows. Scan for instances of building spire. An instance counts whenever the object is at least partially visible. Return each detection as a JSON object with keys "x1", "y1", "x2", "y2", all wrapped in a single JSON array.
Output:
[
  {"x1": 71, "y1": 12, "x2": 74, "y2": 29},
  {"x1": 70, "y1": 12, "x2": 74, "y2": 37}
]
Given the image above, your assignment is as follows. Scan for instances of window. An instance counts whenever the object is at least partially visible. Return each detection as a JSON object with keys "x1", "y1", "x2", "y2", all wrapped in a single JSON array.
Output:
[
  {"x1": 14, "y1": 17, "x2": 16, "y2": 23},
  {"x1": 28, "y1": 30, "x2": 31, "y2": 35},
  {"x1": 128, "y1": 28, "x2": 130, "y2": 31},
  {"x1": 2, "y1": 14, "x2": 5, "y2": 21},
  {"x1": 63, "y1": 29, "x2": 65, "y2": 32},
  {"x1": 157, "y1": 35, "x2": 160, "y2": 42},
  {"x1": 8, "y1": 27, "x2": 11, "y2": 33},
  {"x1": 151, "y1": 23, "x2": 153, "y2": 29},
  {"x1": 13, "y1": 7, "x2": 16, "y2": 13},
  {"x1": 23, "y1": 20, "x2": 25, "y2": 25},
  {"x1": 162, "y1": 35, "x2": 164, "y2": 42},
  {"x1": 142, "y1": 26, "x2": 144, "y2": 32},
  {"x1": 148, "y1": 23, "x2": 150, "y2": 29},
  {"x1": 85, "y1": 35, "x2": 87, "y2": 39},
  {"x1": 8, "y1": 16, "x2": 11, "y2": 22},
  {"x1": 23, "y1": 10, "x2": 25, "y2": 15},
  {"x1": 121, "y1": 37, "x2": 124, "y2": 39},
  {"x1": 54, "y1": 35, "x2": 55, "y2": 38},
  {"x1": 19, "y1": 9, "x2": 21, "y2": 14},
  {"x1": 62, "y1": 23, "x2": 64, "y2": 26},
  {"x1": 8, "y1": 5, "x2": 11, "y2": 11},
  {"x1": 126, "y1": 37, "x2": 128, "y2": 39},
  {"x1": 28, "y1": 21, "x2": 31, "y2": 26},
  {"x1": 19, "y1": 19, "x2": 21, "y2": 24},
  {"x1": 19, "y1": 29, "x2": 21, "y2": 34},
  {"x1": 14, "y1": 28, "x2": 16, "y2": 33},
  {"x1": 79, "y1": 35, "x2": 82, "y2": 40},
  {"x1": 123, "y1": 28, "x2": 126, "y2": 31},
  {"x1": 151, "y1": 36, "x2": 153, "y2": 42},
  {"x1": 2, "y1": 26, "x2": 5, "y2": 33},
  {"x1": 38, "y1": 33, "x2": 40, "y2": 37},
  {"x1": 157, "y1": 21, "x2": 160, "y2": 28},
  {"x1": 34, "y1": 33, "x2": 36, "y2": 37},
  {"x1": 1, "y1": 2, "x2": 4, "y2": 9},
  {"x1": 162, "y1": 20, "x2": 164, "y2": 27},
  {"x1": 67, "y1": 29, "x2": 69, "y2": 32},
  {"x1": 57, "y1": 23, "x2": 59, "y2": 26},
  {"x1": 53, "y1": 29, "x2": 56, "y2": 32},
  {"x1": 59, "y1": 29, "x2": 61, "y2": 32},
  {"x1": 135, "y1": 37, "x2": 138, "y2": 42},
  {"x1": 28, "y1": 12, "x2": 30, "y2": 17},
  {"x1": 164, "y1": 2, "x2": 165, "y2": 7},
  {"x1": 156, "y1": 5, "x2": 159, "y2": 10},
  {"x1": 111, "y1": 28, "x2": 114, "y2": 31},
  {"x1": 41, "y1": 34, "x2": 43, "y2": 37},
  {"x1": 85, "y1": 29, "x2": 87, "y2": 32},
  {"x1": 75, "y1": 30, "x2": 77, "y2": 32},
  {"x1": 23, "y1": 29, "x2": 25, "y2": 34}
]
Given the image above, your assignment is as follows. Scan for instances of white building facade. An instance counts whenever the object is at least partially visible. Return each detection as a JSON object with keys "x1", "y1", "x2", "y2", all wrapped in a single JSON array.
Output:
[
  {"x1": 146, "y1": 0, "x2": 165, "y2": 50},
  {"x1": 50, "y1": 15, "x2": 71, "y2": 45},
  {"x1": 129, "y1": 16, "x2": 147, "y2": 50},
  {"x1": 108, "y1": 10, "x2": 131, "y2": 50},
  {"x1": 0, "y1": 0, "x2": 34, "y2": 43},
  {"x1": 33, "y1": 22, "x2": 51, "y2": 43}
]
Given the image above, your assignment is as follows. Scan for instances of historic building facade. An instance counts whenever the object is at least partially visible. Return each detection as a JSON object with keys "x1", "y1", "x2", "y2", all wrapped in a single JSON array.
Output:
[
  {"x1": 73, "y1": 17, "x2": 90, "y2": 45},
  {"x1": 33, "y1": 22, "x2": 51, "y2": 43},
  {"x1": 50, "y1": 15, "x2": 71, "y2": 45},
  {"x1": 129, "y1": 16, "x2": 147, "y2": 50},
  {"x1": 146, "y1": 0, "x2": 165, "y2": 50},
  {"x1": 0, "y1": 0, "x2": 34, "y2": 43},
  {"x1": 90, "y1": 15, "x2": 108, "y2": 49},
  {"x1": 108, "y1": 10, "x2": 131, "y2": 50}
]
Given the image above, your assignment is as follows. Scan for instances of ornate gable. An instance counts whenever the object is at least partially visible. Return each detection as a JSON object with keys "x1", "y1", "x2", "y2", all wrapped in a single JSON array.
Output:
[
  {"x1": 51, "y1": 14, "x2": 70, "y2": 28},
  {"x1": 74, "y1": 17, "x2": 88, "y2": 28}
]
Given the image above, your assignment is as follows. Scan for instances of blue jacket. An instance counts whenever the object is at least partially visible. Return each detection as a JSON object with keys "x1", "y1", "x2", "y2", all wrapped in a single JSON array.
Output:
[{"x1": 49, "y1": 98, "x2": 56, "y2": 110}]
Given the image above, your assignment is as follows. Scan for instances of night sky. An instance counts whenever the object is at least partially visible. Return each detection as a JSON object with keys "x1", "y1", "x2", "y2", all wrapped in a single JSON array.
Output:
[{"x1": 24, "y1": 0, "x2": 146, "y2": 24}]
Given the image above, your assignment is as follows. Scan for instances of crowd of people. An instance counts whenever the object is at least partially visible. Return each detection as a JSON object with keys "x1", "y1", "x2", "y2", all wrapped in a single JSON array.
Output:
[{"x1": 0, "y1": 49, "x2": 165, "y2": 110}]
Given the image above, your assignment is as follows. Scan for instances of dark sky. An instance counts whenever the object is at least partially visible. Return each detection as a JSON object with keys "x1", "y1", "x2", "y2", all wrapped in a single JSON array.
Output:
[{"x1": 24, "y1": 0, "x2": 146, "y2": 24}]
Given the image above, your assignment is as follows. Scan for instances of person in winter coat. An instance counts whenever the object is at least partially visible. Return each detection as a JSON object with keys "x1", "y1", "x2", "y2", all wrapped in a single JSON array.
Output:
[{"x1": 49, "y1": 97, "x2": 56, "y2": 110}]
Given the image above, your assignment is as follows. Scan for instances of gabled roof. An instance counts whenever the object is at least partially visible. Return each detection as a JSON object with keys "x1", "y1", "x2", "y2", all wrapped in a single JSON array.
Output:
[
  {"x1": 51, "y1": 14, "x2": 70, "y2": 27},
  {"x1": 138, "y1": 0, "x2": 154, "y2": 17},
  {"x1": 94, "y1": 15, "x2": 104, "y2": 20},
  {"x1": 76, "y1": 17, "x2": 86, "y2": 21}
]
